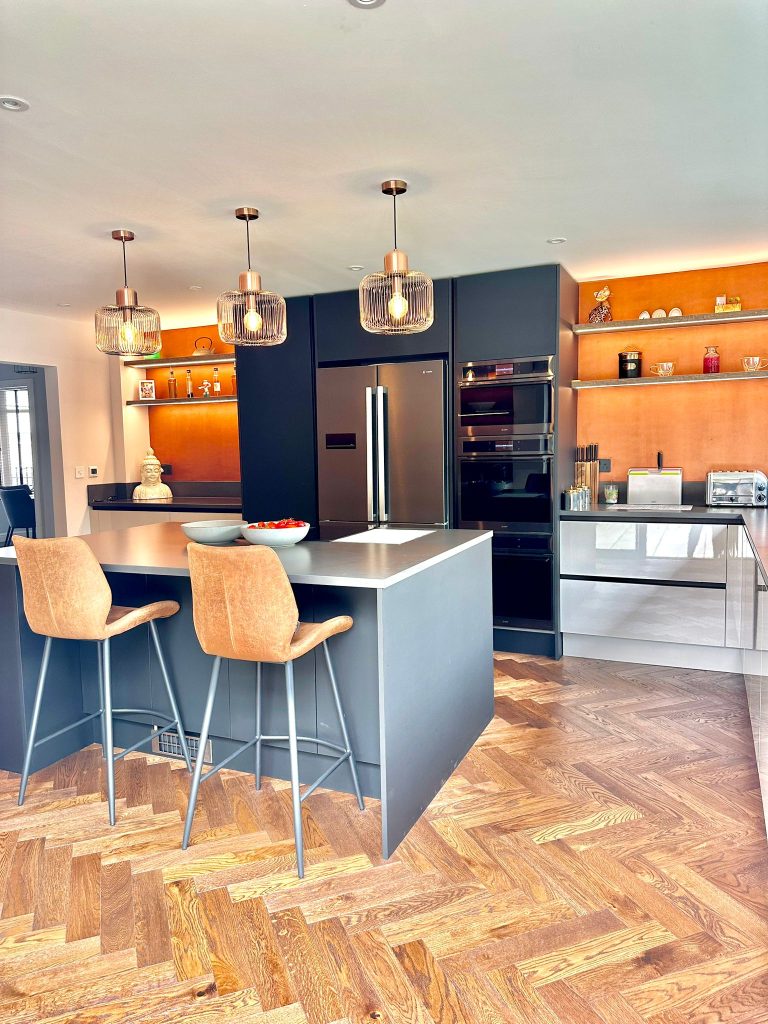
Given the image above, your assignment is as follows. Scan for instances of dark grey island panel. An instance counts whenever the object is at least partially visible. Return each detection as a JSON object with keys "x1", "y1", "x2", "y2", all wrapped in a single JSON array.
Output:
[{"x1": 0, "y1": 524, "x2": 493, "y2": 858}]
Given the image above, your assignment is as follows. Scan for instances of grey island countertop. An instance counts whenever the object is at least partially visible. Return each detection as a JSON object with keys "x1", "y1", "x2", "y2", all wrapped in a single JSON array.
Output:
[{"x1": 0, "y1": 522, "x2": 492, "y2": 589}]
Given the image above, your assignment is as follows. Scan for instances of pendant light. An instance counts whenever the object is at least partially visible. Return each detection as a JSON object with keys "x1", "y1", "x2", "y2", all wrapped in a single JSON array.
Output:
[
  {"x1": 95, "y1": 230, "x2": 161, "y2": 356},
  {"x1": 217, "y1": 207, "x2": 287, "y2": 347},
  {"x1": 359, "y1": 180, "x2": 434, "y2": 335}
]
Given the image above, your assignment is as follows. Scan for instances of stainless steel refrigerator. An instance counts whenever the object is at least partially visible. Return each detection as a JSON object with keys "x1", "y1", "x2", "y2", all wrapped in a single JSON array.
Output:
[{"x1": 316, "y1": 360, "x2": 448, "y2": 539}]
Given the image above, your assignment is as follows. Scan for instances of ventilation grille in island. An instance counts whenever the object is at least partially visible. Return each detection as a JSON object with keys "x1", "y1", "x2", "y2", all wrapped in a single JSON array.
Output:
[{"x1": 151, "y1": 727, "x2": 212, "y2": 765}]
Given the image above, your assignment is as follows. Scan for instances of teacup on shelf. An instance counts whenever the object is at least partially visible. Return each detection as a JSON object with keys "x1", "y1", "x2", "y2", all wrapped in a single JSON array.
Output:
[
  {"x1": 742, "y1": 356, "x2": 768, "y2": 372},
  {"x1": 650, "y1": 361, "x2": 675, "y2": 377}
]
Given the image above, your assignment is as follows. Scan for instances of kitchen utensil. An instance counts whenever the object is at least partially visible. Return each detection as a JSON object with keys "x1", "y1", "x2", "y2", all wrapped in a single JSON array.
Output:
[
  {"x1": 651, "y1": 309, "x2": 667, "y2": 318},
  {"x1": 650, "y1": 361, "x2": 675, "y2": 376},
  {"x1": 181, "y1": 520, "x2": 246, "y2": 545},
  {"x1": 241, "y1": 522, "x2": 310, "y2": 547},
  {"x1": 627, "y1": 453, "x2": 683, "y2": 505},
  {"x1": 741, "y1": 356, "x2": 768, "y2": 372},
  {"x1": 669, "y1": 307, "x2": 683, "y2": 317},
  {"x1": 193, "y1": 336, "x2": 215, "y2": 357}
]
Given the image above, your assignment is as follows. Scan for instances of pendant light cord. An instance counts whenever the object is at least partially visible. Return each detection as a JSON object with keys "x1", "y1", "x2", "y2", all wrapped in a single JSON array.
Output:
[
  {"x1": 245, "y1": 217, "x2": 252, "y2": 270},
  {"x1": 121, "y1": 238, "x2": 128, "y2": 287},
  {"x1": 392, "y1": 193, "x2": 398, "y2": 250}
]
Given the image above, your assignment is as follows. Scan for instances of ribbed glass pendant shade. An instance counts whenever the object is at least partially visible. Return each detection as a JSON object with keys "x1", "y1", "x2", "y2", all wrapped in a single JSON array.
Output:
[
  {"x1": 95, "y1": 230, "x2": 161, "y2": 356},
  {"x1": 217, "y1": 207, "x2": 287, "y2": 347},
  {"x1": 217, "y1": 288, "x2": 287, "y2": 346},
  {"x1": 359, "y1": 180, "x2": 434, "y2": 335},
  {"x1": 359, "y1": 268, "x2": 434, "y2": 335},
  {"x1": 95, "y1": 305, "x2": 161, "y2": 356}
]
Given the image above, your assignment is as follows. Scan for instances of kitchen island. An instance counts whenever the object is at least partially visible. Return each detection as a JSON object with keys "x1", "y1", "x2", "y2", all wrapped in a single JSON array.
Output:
[{"x1": 0, "y1": 523, "x2": 493, "y2": 857}]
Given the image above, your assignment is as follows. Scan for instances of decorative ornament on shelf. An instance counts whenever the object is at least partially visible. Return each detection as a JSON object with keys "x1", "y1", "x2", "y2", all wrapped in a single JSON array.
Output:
[
  {"x1": 132, "y1": 448, "x2": 172, "y2": 502},
  {"x1": 587, "y1": 286, "x2": 612, "y2": 324},
  {"x1": 95, "y1": 230, "x2": 161, "y2": 356},
  {"x1": 359, "y1": 179, "x2": 434, "y2": 335},
  {"x1": 193, "y1": 336, "x2": 216, "y2": 357},
  {"x1": 199, "y1": 380, "x2": 212, "y2": 397},
  {"x1": 217, "y1": 207, "x2": 287, "y2": 347},
  {"x1": 669, "y1": 307, "x2": 683, "y2": 317},
  {"x1": 651, "y1": 308, "x2": 667, "y2": 319},
  {"x1": 638, "y1": 310, "x2": 651, "y2": 319},
  {"x1": 715, "y1": 295, "x2": 742, "y2": 313}
]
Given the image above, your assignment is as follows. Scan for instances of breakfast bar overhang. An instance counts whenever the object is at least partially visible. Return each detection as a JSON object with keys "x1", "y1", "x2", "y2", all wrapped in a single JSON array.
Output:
[{"x1": 0, "y1": 523, "x2": 494, "y2": 858}]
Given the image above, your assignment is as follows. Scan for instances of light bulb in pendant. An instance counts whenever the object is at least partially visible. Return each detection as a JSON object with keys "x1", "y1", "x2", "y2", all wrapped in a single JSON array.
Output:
[
  {"x1": 119, "y1": 321, "x2": 136, "y2": 346},
  {"x1": 388, "y1": 290, "x2": 408, "y2": 321},
  {"x1": 243, "y1": 308, "x2": 263, "y2": 333}
]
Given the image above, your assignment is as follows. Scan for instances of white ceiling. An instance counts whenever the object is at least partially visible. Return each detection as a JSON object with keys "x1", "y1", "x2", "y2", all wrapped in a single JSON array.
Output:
[{"x1": 1, "y1": 0, "x2": 766, "y2": 326}]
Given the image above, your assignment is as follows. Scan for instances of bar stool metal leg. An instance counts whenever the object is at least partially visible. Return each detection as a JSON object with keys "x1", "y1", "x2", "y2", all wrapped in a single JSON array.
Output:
[
  {"x1": 182, "y1": 655, "x2": 222, "y2": 850},
  {"x1": 284, "y1": 660, "x2": 305, "y2": 879},
  {"x1": 322, "y1": 640, "x2": 365, "y2": 810},
  {"x1": 18, "y1": 635, "x2": 53, "y2": 805},
  {"x1": 255, "y1": 662, "x2": 263, "y2": 790},
  {"x1": 101, "y1": 639, "x2": 116, "y2": 826},
  {"x1": 96, "y1": 639, "x2": 107, "y2": 756},
  {"x1": 148, "y1": 620, "x2": 192, "y2": 772}
]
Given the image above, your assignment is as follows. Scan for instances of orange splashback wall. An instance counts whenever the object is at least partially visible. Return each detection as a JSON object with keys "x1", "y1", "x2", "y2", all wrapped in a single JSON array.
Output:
[
  {"x1": 577, "y1": 262, "x2": 768, "y2": 481},
  {"x1": 143, "y1": 325, "x2": 240, "y2": 481}
]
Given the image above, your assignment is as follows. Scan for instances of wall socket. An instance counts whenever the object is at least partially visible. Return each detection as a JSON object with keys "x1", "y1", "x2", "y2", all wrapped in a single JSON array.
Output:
[
  {"x1": 599, "y1": 458, "x2": 612, "y2": 473},
  {"x1": 88, "y1": 466, "x2": 99, "y2": 478},
  {"x1": 75, "y1": 466, "x2": 85, "y2": 479}
]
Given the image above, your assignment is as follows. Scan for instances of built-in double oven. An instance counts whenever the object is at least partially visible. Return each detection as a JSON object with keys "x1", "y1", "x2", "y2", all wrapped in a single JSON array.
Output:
[{"x1": 457, "y1": 357, "x2": 555, "y2": 632}]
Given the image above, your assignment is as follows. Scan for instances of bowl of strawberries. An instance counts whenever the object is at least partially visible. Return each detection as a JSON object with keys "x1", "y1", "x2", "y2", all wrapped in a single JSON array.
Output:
[{"x1": 240, "y1": 518, "x2": 310, "y2": 548}]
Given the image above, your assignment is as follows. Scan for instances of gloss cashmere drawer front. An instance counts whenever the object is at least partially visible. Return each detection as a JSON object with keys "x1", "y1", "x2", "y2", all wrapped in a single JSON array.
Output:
[
  {"x1": 560, "y1": 520, "x2": 727, "y2": 584},
  {"x1": 560, "y1": 578, "x2": 726, "y2": 647}
]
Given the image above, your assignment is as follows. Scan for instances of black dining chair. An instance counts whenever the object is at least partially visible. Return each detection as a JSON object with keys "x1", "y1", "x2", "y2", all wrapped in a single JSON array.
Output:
[{"x1": 0, "y1": 485, "x2": 36, "y2": 547}]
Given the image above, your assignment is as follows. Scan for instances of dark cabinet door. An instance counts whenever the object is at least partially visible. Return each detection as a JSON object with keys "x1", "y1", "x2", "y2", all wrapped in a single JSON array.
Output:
[
  {"x1": 314, "y1": 278, "x2": 452, "y2": 364},
  {"x1": 454, "y1": 265, "x2": 559, "y2": 362},
  {"x1": 236, "y1": 295, "x2": 317, "y2": 526}
]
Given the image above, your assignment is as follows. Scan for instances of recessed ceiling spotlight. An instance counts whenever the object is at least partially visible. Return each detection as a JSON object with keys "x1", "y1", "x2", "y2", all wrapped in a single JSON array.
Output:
[
  {"x1": 546, "y1": 237, "x2": 567, "y2": 245},
  {"x1": 57, "y1": 302, "x2": 71, "y2": 308},
  {"x1": 1, "y1": 95, "x2": 30, "y2": 112},
  {"x1": 348, "y1": 265, "x2": 364, "y2": 271},
  {"x1": 189, "y1": 284, "x2": 203, "y2": 291},
  {"x1": 346, "y1": 0, "x2": 386, "y2": 8}
]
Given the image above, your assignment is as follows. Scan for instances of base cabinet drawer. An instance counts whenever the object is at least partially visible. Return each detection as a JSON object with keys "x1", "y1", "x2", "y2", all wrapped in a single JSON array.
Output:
[{"x1": 561, "y1": 579, "x2": 726, "y2": 647}]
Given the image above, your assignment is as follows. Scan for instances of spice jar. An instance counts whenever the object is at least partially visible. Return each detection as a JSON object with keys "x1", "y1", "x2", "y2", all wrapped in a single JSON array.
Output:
[
  {"x1": 703, "y1": 346, "x2": 720, "y2": 374},
  {"x1": 618, "y1": 350, "x2": 642, "y2": 378}
]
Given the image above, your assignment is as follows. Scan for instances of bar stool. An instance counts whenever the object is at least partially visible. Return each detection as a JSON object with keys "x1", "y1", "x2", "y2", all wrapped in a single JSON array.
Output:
[
  {"x1": 182, "y1": 542, "x2": 364, "y2": 877},
  {"x1": 13, "y1": 536, "x2": 192, "y2": 824},
  {"x1": 1, "y1": 485, "x2": 36, "y2": 547}
]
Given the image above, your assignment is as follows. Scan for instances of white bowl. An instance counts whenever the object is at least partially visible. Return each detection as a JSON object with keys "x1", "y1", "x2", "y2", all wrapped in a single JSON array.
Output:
[
  {"x1": 240, "y1": 522, "x2": 310, "y2": 547},
  {"x1": 181, "y1": 520, "x2": 246, "y2": 545}
]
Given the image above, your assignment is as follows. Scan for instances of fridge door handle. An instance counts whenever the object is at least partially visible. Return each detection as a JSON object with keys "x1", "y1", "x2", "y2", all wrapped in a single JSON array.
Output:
[
  {"x1": 365, "y1": 386, "x2": 375, "y2": 522},
  {"x1": 376, "y1": 384, "x2": 388, "y2": 522}
]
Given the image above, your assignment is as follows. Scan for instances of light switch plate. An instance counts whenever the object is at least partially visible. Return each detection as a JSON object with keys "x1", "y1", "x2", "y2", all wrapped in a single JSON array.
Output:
[{"x1": 75, "y1": 465, "x2": 85, "y2": 479}]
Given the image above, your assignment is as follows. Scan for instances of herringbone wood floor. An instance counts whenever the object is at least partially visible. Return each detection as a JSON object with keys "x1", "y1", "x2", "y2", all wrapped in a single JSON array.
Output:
[{"x1": 1, "y1": 653, "x2": 767, "y2": 1023}]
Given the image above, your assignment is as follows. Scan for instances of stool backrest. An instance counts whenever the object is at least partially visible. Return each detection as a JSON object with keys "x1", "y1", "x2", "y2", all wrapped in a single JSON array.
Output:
[
  {"x1": 187, "y1": 542, "x2": 299, "y2": 663},
  {"x1": 0, "y1": 485, "x2": 35, "y2": 530},
  {"x1": 13, "y1": 535, "x2": 113, "y2": 640}
]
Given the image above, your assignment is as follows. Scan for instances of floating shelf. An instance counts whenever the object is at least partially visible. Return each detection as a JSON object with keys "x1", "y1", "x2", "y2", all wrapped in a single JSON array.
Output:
[
  {"x1": 573, "y1": 369, "x2": 768, "y2": 390},
  {"x1": 123, "y1": 354, "x2": 236, "y2": 369},
  {"x1": 573, "y1": 307, "x2": 768, "y2": 336},
  {"x1": 126, "y1": 396, "x2": 238, "y2": 407}
]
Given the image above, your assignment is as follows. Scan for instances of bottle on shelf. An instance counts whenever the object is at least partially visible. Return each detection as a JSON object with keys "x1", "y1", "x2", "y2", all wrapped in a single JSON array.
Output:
[
  {"x1": 167, "y1": 370, "x2": 178, "y2": 399},
  {"x1": 703, "y1": 345, "x2": 720, "y2": 374},
  {"x1": 185, "y1": 368, "x2": 194, "y2": 399},
  {"x1": 231, "y1": 367, "x2": 237, "y2": 396},
  {"x1": 213, "y1": 366, "x2": 221, "y2": 395}
]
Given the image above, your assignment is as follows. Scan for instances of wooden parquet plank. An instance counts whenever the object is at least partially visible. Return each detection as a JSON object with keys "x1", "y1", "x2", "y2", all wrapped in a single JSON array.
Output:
[{"x1": 0, "y1": 652, "x2": 765, "y2": 1023}]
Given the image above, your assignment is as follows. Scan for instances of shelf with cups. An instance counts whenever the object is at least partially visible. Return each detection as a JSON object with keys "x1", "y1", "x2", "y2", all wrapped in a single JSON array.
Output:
[
  {"x1": 573, "y1": 307, "x2": 768, "y2": 336},
  {"x1": 573, "y1": 369, "x2": 768, "y2": 390},
  {"x1": 123, "y1": 354, "x2": 236, "y2": 369},
  {"x1": 126, "y1": 396, "x2": 237, "y2": 407}
]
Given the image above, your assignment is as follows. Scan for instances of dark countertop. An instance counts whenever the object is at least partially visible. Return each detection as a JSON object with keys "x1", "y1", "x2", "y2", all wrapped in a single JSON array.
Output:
[
  {"x1": 561, "y1": 504, "x2": 768, "y2": 580},
  {"x1": 0, "y1": 522, "x2": 492, "y2": 589},
  {"x1": 90, "y1": 496, "x2": 243, "y2": 513}
]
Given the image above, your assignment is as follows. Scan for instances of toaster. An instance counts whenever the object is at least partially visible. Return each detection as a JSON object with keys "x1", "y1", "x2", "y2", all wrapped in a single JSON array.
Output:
[{"x1": 706, "y1": 470, "x2": 767, "y2": 506}]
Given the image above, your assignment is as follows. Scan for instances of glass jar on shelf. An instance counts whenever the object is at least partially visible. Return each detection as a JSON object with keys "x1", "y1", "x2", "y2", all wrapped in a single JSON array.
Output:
[{"x1": 703, "y1": 345, "x2": 720, "y2": 374}]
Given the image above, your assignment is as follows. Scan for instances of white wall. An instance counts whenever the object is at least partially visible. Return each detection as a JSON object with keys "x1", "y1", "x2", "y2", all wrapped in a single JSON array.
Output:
[{"x1": 0, "y1": 307, "x2": 117, "y2": 535}]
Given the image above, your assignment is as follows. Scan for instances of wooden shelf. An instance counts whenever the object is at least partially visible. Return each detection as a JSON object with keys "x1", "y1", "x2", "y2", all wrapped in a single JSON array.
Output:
[
  {"x1": 123, "y1": 354, "x2": 236, "y2": 369},
  {"x1": 573, "y1": 307, "x2": 768, "y2": 336},
  {"x1": 573, "y1": 369, "x2": 768, "y2": 390},
  {"x1": 126, "y1": 396, "x2": 238, "y2": 407}
]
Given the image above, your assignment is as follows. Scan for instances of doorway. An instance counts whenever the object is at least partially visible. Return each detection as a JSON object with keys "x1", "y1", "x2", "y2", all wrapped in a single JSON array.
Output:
[{"x1": 0, "y1": 364, "x2": 60, "y2": 542}]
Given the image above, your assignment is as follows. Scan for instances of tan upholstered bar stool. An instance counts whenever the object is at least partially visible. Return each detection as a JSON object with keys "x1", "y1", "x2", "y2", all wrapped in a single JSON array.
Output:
[
  {"x1": 183, "y1": 542, "x2": 364, "y2": 877},
  {"x1": 13, "y1": 536, "x2": 191, "y2": 823}
]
